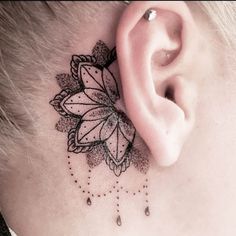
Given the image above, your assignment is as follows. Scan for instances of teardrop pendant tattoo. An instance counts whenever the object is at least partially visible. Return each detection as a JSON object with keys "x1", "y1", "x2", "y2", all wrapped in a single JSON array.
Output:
[
  {"x1": 50, "y1": 40, "x2": 151, "y2": 226},
  {"x1": 67, "y1": 155, "x2": 150, "y2": 226}
]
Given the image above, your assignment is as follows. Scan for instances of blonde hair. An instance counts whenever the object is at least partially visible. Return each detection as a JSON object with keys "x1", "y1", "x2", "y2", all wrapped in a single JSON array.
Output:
[
  {"x1": 0, "y1": 1, "x2": 235, "y2": 172},
  {"x1": 197, "y1": 1, "x2": 236, "y2": 50}
]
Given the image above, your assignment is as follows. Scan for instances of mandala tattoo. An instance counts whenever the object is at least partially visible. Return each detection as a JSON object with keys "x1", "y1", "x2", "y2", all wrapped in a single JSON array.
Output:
[
  {"x1": 50, "y1": 40, "x2": 149, "y2": 177},
  {"x1": 50, "y1": 40, "x2": 150, "y2": 226}
]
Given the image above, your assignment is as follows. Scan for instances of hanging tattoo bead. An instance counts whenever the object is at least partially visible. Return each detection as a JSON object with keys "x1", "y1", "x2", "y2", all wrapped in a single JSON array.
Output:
[
  {"x1": 145, "y1": 206, "x2": 150, "y2": 216},
  {"x1": 86, "y1": 169, "x2": 92, "y2": 205},
  {"x1": 115, "y1": 180, "x2": 121, "y2": 226},
  {"x1": 87, "y1": 197, "x2": 92, "y2": 206},
  {"x1": 144, "y1": 178, "x2": 150, "y2": 216},
  {"x1": 116, "y1": 215, "x2": 122, "y2": 227}
]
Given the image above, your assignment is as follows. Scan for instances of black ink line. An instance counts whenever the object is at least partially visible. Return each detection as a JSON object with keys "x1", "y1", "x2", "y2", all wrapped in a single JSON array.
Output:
[
  {"x1": 105, "y1": 47, "x2": 117, "y2": 68},
  {"x1": 0, "y1": 213, "x2": 11, "y2": 236},
  {"x1": 80, "y1": 64, "x2": 104, "y2": 91},
  {"x1": 77, "y1": 120, "x2": 105, "y2": 143}
]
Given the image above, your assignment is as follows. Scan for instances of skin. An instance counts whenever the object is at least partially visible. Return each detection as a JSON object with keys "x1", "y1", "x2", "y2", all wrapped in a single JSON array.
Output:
[{"x1": 0, "y1": 2, "x2": 236, "y2": 236}]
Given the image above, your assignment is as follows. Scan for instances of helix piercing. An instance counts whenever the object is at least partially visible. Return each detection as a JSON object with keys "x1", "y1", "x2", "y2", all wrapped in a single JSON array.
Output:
[
  {"x1": 122, "y1": 3, "x2": 157, "y2": 22},
  {"x1": 123, "y1": 1, "x2": 130, "y2": 4},
  {"x1": 143, "y1": 9, "x2": 157, "y2": 21}
]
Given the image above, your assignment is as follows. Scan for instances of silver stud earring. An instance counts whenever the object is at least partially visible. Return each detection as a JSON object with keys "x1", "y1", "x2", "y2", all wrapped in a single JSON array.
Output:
[{"x1": 143, "y1": 9, "x2": 157, "y2": 21}]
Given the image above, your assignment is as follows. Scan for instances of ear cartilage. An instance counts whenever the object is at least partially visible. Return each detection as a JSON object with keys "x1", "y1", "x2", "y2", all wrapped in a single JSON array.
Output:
[{"x1": 143, "y1": 9, "x2": 157, "y2": 21}]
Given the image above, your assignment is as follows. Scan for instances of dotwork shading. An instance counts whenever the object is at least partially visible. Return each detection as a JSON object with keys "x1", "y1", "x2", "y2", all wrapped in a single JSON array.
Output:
[
  {"x1": 50, "y1": 41, "x2": 149, "y2": 177},
  {"x1": 50, "y1": 41, "x2": 151, "y2": 226},
  {"x1": 67, "y1": 155, "x2": 150, "y2": 227}
]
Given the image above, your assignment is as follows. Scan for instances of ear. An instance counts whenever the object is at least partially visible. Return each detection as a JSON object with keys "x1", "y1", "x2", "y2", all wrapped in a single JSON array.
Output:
[{"x1": 116, "y1": 1, "x2": 199, "y2": 166}]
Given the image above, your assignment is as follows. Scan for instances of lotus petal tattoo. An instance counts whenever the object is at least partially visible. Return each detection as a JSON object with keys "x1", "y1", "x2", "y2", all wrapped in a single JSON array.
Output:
[{"x1": 50, "y1": 41, "x2": 149, "y2": 176}]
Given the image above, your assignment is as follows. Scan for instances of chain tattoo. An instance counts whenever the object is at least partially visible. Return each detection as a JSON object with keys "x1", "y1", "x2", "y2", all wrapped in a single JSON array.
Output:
[{"x1": 50, "y1": 40, "x2": 150, "y2": 226}]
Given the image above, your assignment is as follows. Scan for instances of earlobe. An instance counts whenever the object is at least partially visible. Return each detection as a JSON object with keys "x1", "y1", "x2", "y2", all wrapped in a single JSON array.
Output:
[{"x1": 116, "y1": 1, "x2": 199, "y2": 166}]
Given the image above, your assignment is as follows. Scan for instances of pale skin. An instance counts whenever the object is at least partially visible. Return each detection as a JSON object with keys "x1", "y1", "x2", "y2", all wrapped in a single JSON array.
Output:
[{"x1": 0, "y1": 2, "x2": 236, "y2": 236}]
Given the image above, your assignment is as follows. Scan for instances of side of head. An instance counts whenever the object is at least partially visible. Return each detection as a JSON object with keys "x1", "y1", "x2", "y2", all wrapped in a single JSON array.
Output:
[{"x1": 0, "y1": 2, "x2": 236, "y2": 235}]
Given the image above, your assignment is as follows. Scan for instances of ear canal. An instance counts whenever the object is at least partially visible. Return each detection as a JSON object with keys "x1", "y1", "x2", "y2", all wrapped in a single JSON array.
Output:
[{"x1": 116, "y1": 1, "x2": 199, "y2": 166}]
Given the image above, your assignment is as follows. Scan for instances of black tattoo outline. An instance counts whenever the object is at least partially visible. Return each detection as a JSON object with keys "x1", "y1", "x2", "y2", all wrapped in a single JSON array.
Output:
[{"x1": 50, "y1": 40, "x2": 149, "y2": 177}]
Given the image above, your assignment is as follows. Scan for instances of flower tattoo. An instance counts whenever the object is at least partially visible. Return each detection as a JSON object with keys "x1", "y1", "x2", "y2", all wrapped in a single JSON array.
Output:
[{"x1": 50, "y1": 41, "x2": 149, "y2": 176}]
